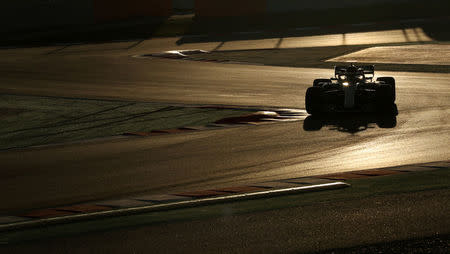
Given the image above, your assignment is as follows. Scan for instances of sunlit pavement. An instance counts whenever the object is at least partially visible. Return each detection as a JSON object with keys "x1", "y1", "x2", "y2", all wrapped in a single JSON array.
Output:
[{"x1": 328, "y1": 44, "x2": 450, "y2": 65}]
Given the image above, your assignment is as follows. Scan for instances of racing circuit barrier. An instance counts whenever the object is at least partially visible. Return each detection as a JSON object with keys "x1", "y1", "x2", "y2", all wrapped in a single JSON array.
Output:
[
  {"x1": 173, "y1": 0, "x2": 194, "y2": 11},
  {"x1": 93, "y1": 0, "x2": 172, "y2": 23},
  {"x1": 195, "y1": 0, "x2": 266, "y2": 17},
  {"x1": 265, "y1": 0, "x2": 411, "y2": 12},
  {"x1": 194, "y1": 0, "x2": 431, "y2": 17},
  {"x1": 1, "y1": 0, "x2": 173, "y2": 33},
  {"x1": 0, "y1": 1, "x2": 94, "y2": 32},
  {"x1": 2, "y1": 0, "x2": 445, "y2": 34}
]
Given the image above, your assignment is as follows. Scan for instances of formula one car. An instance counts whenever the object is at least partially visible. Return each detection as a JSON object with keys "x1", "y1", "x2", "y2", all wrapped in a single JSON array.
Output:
[{"x1": 305, "y1": 65, "x2": 397, "y2": 115}]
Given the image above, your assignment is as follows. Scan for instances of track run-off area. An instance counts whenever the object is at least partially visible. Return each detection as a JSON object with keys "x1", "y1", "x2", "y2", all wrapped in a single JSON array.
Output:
[{"x1": 0, "y1": 27, "x2": 449, "y2": 214}]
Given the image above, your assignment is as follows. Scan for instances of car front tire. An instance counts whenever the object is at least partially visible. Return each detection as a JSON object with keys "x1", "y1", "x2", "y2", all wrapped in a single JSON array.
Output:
[{"x1": 306, "y1": 87, "x2": 322, "y2": 114}]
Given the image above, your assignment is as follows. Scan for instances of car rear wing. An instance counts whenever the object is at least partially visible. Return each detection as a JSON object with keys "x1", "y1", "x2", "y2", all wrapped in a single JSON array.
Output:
[
  {"x1": 334, "y1": 66, "x2": 347, "y2": 77},
  {"x1": 361, "y1": 65, "x2": 375, "y2": 78},
  {"x1": 334, "y1": 65, "x2": 375, "y2": 79}
]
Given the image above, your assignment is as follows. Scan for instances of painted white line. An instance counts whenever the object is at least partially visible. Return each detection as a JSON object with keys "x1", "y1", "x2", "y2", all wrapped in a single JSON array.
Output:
[
  {"x1": 0, "y1": 182, "x2": 349, "y2": 232},
  {"x1": 275, "y1": 116, "x2": 307, "y2": 119}
]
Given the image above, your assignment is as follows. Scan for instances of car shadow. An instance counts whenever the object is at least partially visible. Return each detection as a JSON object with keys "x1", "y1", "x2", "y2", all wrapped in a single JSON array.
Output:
[{"x1": 303, "y1": 111, "x2": 397, "y2": 134}]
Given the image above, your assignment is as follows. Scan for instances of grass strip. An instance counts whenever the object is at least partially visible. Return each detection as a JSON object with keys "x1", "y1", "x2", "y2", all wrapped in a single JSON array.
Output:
[{"x1": 0, "y1": 94, "x2": 253, "y2": 150}]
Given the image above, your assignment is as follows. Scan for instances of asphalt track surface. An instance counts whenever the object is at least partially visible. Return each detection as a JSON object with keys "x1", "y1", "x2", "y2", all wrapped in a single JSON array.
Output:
[{"x1": 0, "y1": 30, "x2": 449, "y2": 214}]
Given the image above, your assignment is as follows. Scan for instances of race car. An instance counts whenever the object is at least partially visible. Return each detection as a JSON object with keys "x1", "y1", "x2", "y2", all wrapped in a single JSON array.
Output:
[{"x1": 305, "y1": 64, "x2": 397, "y2": 115}]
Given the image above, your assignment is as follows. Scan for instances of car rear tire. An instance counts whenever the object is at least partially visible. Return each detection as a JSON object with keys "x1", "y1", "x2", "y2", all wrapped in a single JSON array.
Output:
[
  {"x1": 306, "y1": 87, "x2": 322, "y2": 114},
  {"x1": 377, "y1": 84, "x2": 395, "y2": 103},
  {"x1": 376, "y1": 84, "x2": 397, "y2": 114},
  {"x1": 313, "y1": 79, "x2": 331, "y2": 87},
  {"x1": 377, "y1": 116, "x2": 397, "y2": 128},
  {"x1": 377, "y1": 77, "x2": 395, "y2": 101}
]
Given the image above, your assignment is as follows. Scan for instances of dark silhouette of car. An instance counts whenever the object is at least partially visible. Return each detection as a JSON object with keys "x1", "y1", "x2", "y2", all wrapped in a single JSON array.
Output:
[{"x1": 305, "y1": 65, "x2": 397, "y2": 115}]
